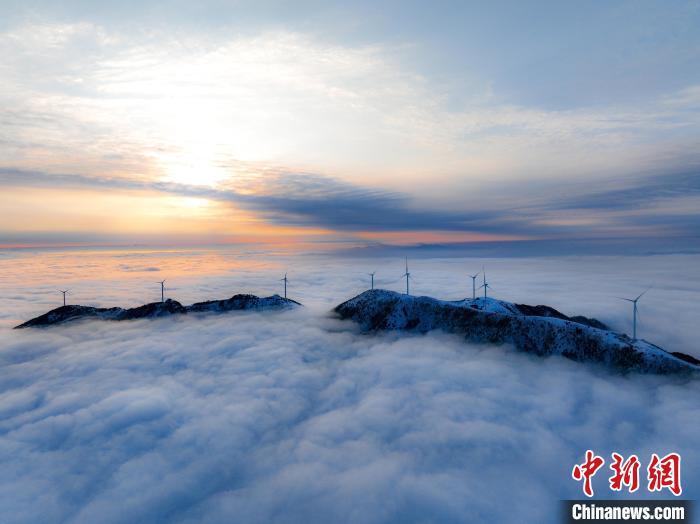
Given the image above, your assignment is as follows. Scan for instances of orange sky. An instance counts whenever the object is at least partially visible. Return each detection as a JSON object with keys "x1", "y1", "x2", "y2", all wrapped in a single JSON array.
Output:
[{"x1": 0, "y1": 185, "x2": 339, "y2": 244}]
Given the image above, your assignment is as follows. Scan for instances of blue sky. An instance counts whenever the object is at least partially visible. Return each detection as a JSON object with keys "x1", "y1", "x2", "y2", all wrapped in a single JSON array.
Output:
[
  {"x1": 6, "y1": 0, "x2": 697, "y2": 108},
  {"x1": 0, "y1": 0, "x2": 699, "y2": 250}
]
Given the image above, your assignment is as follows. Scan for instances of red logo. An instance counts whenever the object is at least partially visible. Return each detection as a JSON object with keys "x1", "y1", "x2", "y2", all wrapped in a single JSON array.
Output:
[
  {"x1": 572, "y1": 451, "x2": 682, "y2": 497},
  {"x1": 572, "y1": 450, "x2": 605, "y2": 497},
  {"x1": 609, "y1": 453, "x2": 640, "y2": 493},
  {"x1": 648, "y1": 453, "x2": 682, "y2": 496}
]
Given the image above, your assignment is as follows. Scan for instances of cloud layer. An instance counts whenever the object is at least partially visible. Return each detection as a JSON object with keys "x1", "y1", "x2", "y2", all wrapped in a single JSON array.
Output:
[
  {"x1": 2, "y1": 165, "x2": 700, "y2": 250},
  {"x1": 1, "y1": 11, "x2": 700, "y2": 247},
  {"x1": 1, "y1": 309, "x2": 698, "y2": 524},
  {"x1": 0, "y1": 249, "x2": 699, "y2": 523}
]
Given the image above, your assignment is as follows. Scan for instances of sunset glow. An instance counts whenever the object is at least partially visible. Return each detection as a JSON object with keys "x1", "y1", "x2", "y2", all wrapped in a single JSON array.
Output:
[{"x1": 1, "y1": 2, "x2": 698, "y2": 251}]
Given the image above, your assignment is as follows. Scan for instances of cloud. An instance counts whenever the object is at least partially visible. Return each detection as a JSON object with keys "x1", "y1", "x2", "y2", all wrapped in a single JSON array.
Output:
[
  {"x1": 525, "y1": 169, "x2": 700, "y2": 239},
  {"x1": 119, "y1": 264, "x2": 160, "y2": 272},
  {"x1": 1, "y1": 11, "x2": 700, "y2": 248},
  {"x1": 228, "y1": 171, "x2": 511, "y2": 233},
  {"x1": 0, "y1": 308, "x2": 698, "y2": 524},
  {"x1": 3, "y1": 164, "x2": 700, "y2": 250},
  {"x1": 0, "y1": 167, "x2": 513, "y2": 235},
  {"x1": 1, "y1": 249, "x2": 700, "y2": 522},
  {"x1": 552, "y1": 170, "x2": 700, "y2": 212},
  {"x1": 2, "y1": 18, "x2": 700, "y2": 191}
]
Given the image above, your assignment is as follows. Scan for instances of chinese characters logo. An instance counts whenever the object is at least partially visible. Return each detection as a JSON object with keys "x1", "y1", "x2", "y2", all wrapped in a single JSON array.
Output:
[{"x1": 572, "y1": 450, "x2": 681, "y2": 497}]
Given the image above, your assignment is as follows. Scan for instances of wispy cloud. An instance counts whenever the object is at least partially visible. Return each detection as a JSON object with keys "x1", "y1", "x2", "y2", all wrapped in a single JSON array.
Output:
[
  {"x1": 2, "y1": 164, "x2": 700, "y2": 248},
  {"x1": 0, "y1": 167, "x2": 511, "y2": 235},
  {"x1": 2, "y1": 19, "x2": 700, "y2": 187},
  {"x1": 552, "y1": 171, "x2": 700, "y2": 211},
  {"x1": 1, "y1": 9, "x2": 700, "y2": 248}
]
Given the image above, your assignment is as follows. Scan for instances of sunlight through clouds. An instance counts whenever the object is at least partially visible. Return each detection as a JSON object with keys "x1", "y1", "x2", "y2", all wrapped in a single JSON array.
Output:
[
  {"x1": 3, "y1": 19, "x2": 700, "y2": 194},
  {"x1": 0, "y1": 4, "x2": 699, "y2": 247}
]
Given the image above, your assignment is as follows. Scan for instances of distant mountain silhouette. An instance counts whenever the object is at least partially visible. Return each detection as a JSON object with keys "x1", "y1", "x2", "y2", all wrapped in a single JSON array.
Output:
[{"x1": 15, "y1": 295, "x2": 301, "y2": 328}]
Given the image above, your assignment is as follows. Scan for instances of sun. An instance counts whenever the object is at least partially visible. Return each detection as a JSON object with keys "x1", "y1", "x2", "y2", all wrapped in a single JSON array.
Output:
[{"x1": 162, "y1": 151, "x2": 228, "y2": 187}]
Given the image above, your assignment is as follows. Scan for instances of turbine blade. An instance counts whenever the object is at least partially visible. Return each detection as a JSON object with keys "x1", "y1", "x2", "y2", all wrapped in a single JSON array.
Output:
[
  {"x1": 635, "y1": 286, "x2": 651, "y2": 301},
  {"x1": 616, "y1": 297, "x2": 634, "y2": 302}
]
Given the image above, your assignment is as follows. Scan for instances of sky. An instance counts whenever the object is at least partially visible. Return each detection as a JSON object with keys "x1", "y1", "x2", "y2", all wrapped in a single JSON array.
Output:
[
  {"x1": 1, "y1": 1, "x2": 700, "y2": 251},
  {"x1": 1, "y1": 250, "x2": 699, "y2": 523}
]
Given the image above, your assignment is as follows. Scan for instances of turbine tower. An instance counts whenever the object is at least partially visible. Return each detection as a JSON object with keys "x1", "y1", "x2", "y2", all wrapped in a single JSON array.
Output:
[
  {"x1": 478, "y1": 268, "x2": 492, "y2": 299},
  {"x1": 157, "y1": 280, "x2": 165, "y2": 303},
  {"x1": 59, "y1": 290, "x2": 69, "y2": 307},
  {"x1": 618, "y1": 288, "x2": 650, "y2": 341},
  {"x1": 369, "y1": 271, "x2": 376, "y2": 290},
  {"x1": 468, "y1": 272, "x2": 480, "y2": 300},
  {"x1": 281, "y1": 273, "x2": 288, "y2": 298},
  {"x1": 402, "y1": 258, "x2": 411, "y2": 295}
]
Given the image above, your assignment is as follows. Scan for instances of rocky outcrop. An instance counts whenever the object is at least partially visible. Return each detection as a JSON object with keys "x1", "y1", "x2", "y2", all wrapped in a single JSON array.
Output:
[
  {"x1": 14, "y1": 295, "x2": 300, "y2": 328},
  {"x1": 513, "y1": 303, "x2": 609, "y2": 330},
  {"x1": 334, "y1": 290, "x2": 698, "y2": 375},
  {"x1": 187, "y1": 294, "x2": 301, "y2": 313},
  {"x1": 120, "y1": 299, "x2": 188, "y2": 320},
  {"x1": 13, "y1": 305, "x2": 125, "y2": 328}
]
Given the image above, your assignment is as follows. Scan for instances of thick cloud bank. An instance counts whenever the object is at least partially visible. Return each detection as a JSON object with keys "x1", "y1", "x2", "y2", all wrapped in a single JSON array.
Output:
[
  {"x1": 1, "y1": 250, "x2": 699, "y2": 522},
  {"x1": 0, "y1": 308, "x2": 698, "y2": 524}
]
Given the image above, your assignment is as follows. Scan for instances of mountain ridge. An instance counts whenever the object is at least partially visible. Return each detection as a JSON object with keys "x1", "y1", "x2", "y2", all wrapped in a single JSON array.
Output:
[
  {"x1": 333, "y1": 289, "x2": 698, "y2": 375},
  {"x1": 14, "y1": 294, "x2": 301, "y2": 328}
]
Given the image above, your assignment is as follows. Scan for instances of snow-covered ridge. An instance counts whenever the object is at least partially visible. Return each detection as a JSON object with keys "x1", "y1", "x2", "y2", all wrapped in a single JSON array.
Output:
[
  {"x1": 334, "y1": 289, "x2": 699, "y2": 375},
  {"x1": 14, "y1": 294, "x2": 301, "y2": 328}
]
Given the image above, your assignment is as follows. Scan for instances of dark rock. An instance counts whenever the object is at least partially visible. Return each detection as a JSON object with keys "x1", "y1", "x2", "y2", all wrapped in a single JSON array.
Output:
[
  {"x1": 515, "y1": 303, "x2": 610, "y2": 330},
  {"x1": 187, "y1": 294, "x2": 301, "y2": 313},
  {"x1": 672, "y1": 352, "x2": 700, "y2": 366},
  {"x1": 116, "y1": 299, "x2": 187, "y2": 320},
  {"x1": 569, "y1": 315, "x2": 610, "y2": 331},
  {"x1": 14, "y1": 305, "x2": 124, "y2": 329}
]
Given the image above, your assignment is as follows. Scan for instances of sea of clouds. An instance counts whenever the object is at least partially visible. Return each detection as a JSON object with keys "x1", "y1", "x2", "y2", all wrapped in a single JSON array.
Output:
[{"x1": 0, "y1": 249, "x2": 698, "y2": 523}]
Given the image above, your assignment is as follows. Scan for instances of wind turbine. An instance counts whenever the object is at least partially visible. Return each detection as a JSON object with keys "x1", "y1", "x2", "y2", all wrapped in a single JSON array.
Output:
[
  {"x1": 402, "y1": 258, "x2": 411, "y2": 295},
  {"x1": 468, "y1": 272, "x2": 480, "y2": 300},
  {"x1": 369, "y1": 271, "x2": 376, "y2": 290},
  {"x1": 478, "y1": 268, "x2": 492, "y2": 299},
  {"x1": 59, "y1": 290, "x2": 69, "y2": 307},
  {"x1": 281, "y1": 273, "x2": 288, "y2": 298},
  {"x1": 618, "y1": 287, "x2": 650, "y2": 341},
  {"x1": 157, "y1": 280, "x2": 165, "y2": 303}
]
